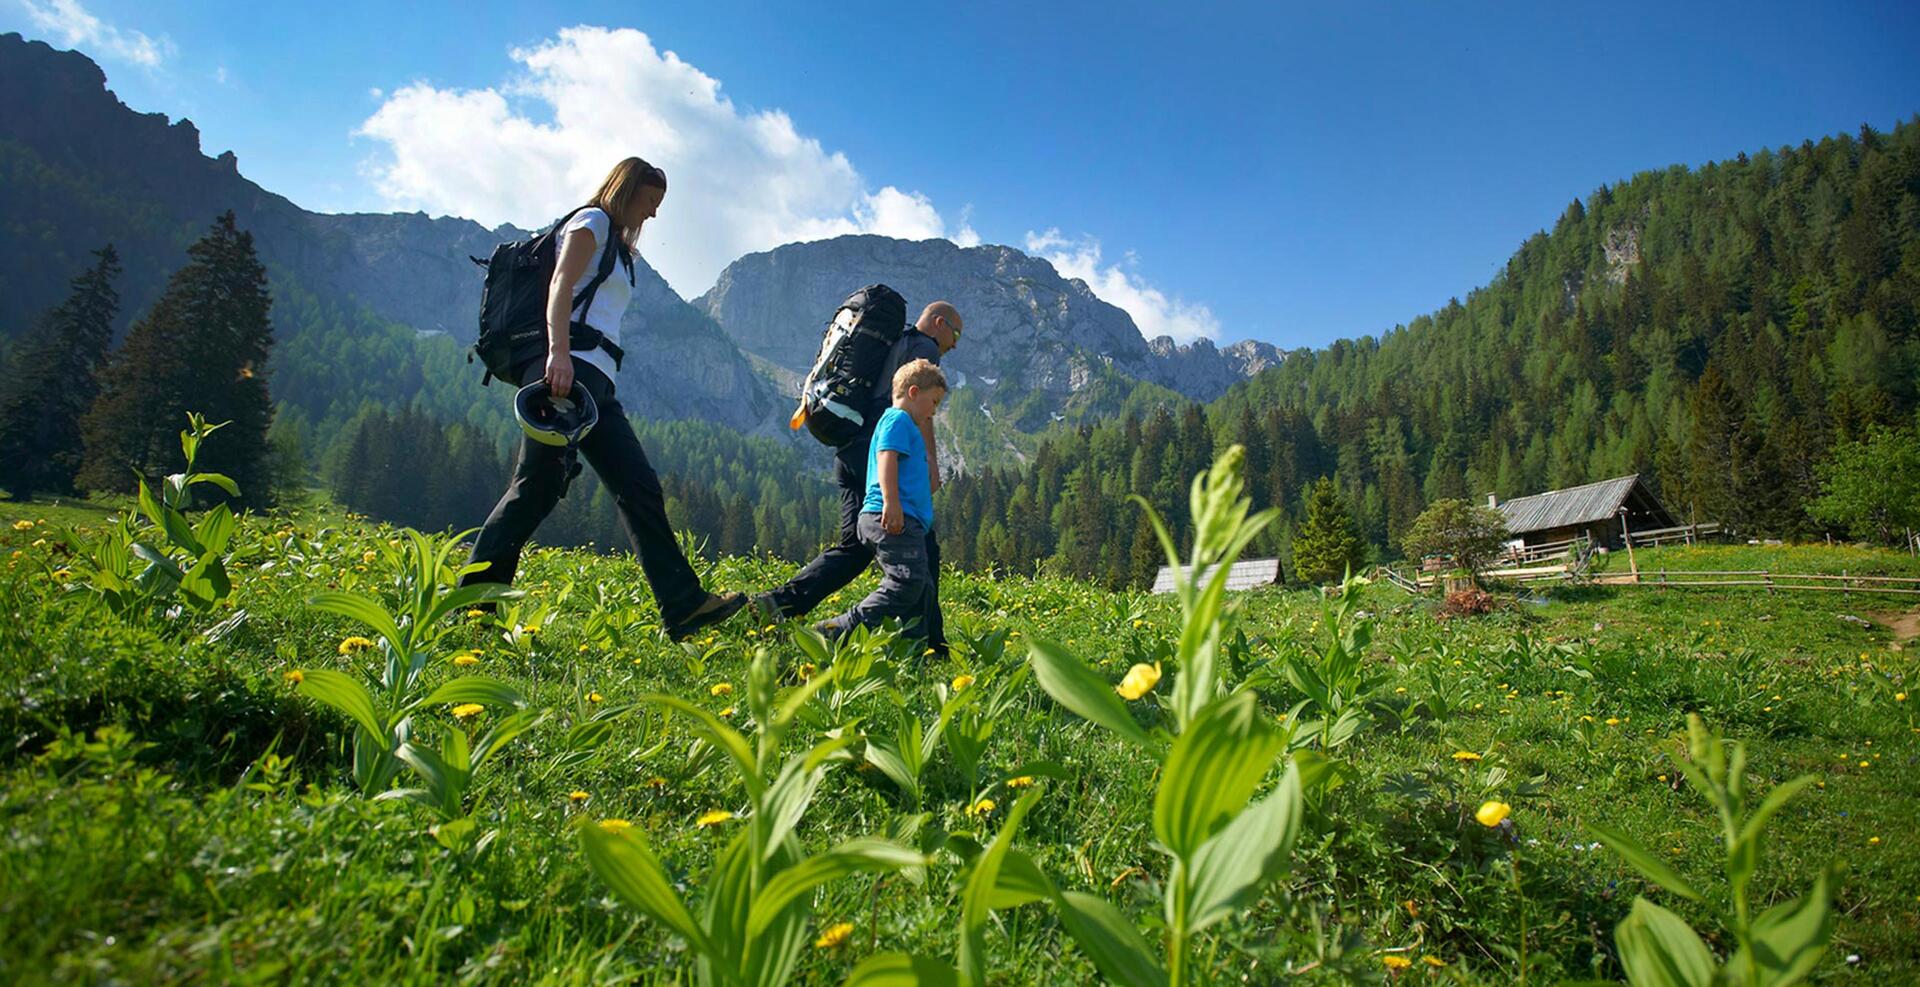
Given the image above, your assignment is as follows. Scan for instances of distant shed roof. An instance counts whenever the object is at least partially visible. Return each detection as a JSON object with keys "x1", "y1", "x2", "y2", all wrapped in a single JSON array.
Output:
[
  {"x1": 1495, "y1": 474, "x2": 1674, "y2": 535},
  {"x1": 1151, "y1": 558, "x2": 1282, "y2": 595}
]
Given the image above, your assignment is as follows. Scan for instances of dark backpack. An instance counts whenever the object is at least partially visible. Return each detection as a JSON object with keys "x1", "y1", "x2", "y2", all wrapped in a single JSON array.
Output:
[
  {"x1": 790, "y1": 284, "x2": 909, "y2": 447},
  {"x1": 470, "y1": 206, "x2": 633, "y2": 384}
]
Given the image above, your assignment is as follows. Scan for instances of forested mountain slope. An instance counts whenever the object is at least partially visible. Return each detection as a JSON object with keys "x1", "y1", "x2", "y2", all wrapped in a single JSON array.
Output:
[{"x1": 939, "y1": 119, "x2": 1920, "y2": 585}]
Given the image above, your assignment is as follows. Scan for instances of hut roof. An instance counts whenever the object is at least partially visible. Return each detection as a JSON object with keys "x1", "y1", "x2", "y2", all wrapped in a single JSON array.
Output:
[
  {"x1": 1495, "y1": 474, "x2": 1674, "y2": 535},
  {"x1": 1151, "y1": 558, "x2": 1282, "y2": 595}
]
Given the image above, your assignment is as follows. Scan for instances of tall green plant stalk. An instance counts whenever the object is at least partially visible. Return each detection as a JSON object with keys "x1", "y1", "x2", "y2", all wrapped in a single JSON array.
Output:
[{"x1": 1026, "y1": 446, "x2": 1309, "y2": 987}]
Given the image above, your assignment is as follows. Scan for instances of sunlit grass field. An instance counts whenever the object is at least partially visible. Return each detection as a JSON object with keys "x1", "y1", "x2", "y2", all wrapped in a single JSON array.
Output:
[{"x1": 0, "y1": 495, "x2": 1914, "y2": 985}]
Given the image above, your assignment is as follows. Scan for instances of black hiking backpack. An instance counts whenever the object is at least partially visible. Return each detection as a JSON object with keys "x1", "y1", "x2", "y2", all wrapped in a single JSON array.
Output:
[
  {"x1": 470, "y1": 207, "x2": 633, "y2": 385},
  {"x1": 790, "y1": 284, "x2": 909, "y2": 447}
]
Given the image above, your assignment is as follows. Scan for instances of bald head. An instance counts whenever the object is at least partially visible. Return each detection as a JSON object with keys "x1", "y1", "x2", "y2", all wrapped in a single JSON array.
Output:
[{"x1": 917, "y1": 301, "x2": 963, "y2": 354}]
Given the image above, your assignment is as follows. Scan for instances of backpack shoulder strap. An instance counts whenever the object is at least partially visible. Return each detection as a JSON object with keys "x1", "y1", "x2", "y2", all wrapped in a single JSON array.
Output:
[{"x1": 570, "y1": 217, "x2": 623, "y2": 317}]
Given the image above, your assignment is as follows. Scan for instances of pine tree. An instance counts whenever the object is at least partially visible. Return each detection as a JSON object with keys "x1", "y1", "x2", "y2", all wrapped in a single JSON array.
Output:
[
  {"x1": 79, "y1": 213, "x2": 274, "y2": 505},
  {"x1": 0, "y1": 245, "x2": 121, "y2": 497},
  {"x1": 1292, "y1": 477, "x2": 1368, "y2": 584}
]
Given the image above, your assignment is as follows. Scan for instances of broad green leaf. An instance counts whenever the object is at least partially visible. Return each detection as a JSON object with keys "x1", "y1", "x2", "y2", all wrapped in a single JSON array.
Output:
[
  {"x1": 423, "y1": 581, "x2": 523, "y2": 629},
  {"x1": 308, "y1": 591, "x2": 407, "y2": 655},
  {"x1": 1735, "y1": 775, "x2": 1816, "y2": 848},
  {"x1": 394, "y1": 740, "x2": 465, "y2": 819},
  {"x1": 705, "y1": 830, "x2": 755, "y2": 981},
  {"x1": 1169, "y1": 563, "x2": 1232, "y2": 727},
  {"x1": 639, "y1": 693, "x2": 764, "y2": 799},
  {"x1": 1154, "y1": 691, "x2": 1284, "y2": 858},
  {"x1": 295, "y1": 669, "x2": 388, "y2": 745},
  {"x1": 959, "y1": 787, "x2": 1042, "y2": 987},
  {"x1": 843, "y1": 952, "x2": 963, "y2": 987},
  {"x1": 193, "y1": 504, "x2": 236, "y2": 555},
  {"x1": 988, "y1": 849, "x2": 1055, "y2": 911},
  {"x1": 1182, "y1": 762, "x2": 1302, "y2": 934},
  {"x1": 1729, "y1": 867, "x2": 1833, "y2": 987},
  {"x1": 1027, "y1": 637, "x2": 1154, "y2": 752},
  {"x1": 1054, "y1": 890, "x2": 1165, "y2": 987},
  {"x1": 747, "y1": 838, "x2": 925, "y2": 938},
  {"x1": 759, "y1": 754, "x2": 831, "y2": 864},
  {"x1": 1587, "y1": 823, "x2": 1703, "y2": 902},
  {"x1": 415, "y1": 676, "x2": 527, "y2": 710},
  {"x1": 579, "y1": 821, "x2": 718, "y2": 958},
  {"x1": 473, "y1": 708, "x2": 548, "y2": 767},
  {"x1": 184, "y1": 471, "x2": 241, "y2": 497},
  {"x1": 864, "y1": 739, "x2": 919, "y2": 803},
  {"x1": 1615, "y1": 897, "x2": 1716, "y2": 987},
  {"x1": 773, "y1": 660, "x2": 839, "y2": 729}
]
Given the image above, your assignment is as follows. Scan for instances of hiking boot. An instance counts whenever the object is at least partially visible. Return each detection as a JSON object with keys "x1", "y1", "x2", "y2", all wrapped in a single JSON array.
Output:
[
  {"x1": 749, "y1": 591, "x2": 784, "y2": 622},
  {"x1": 666, "y1": 591, "x2": 748, "y2": 642}
]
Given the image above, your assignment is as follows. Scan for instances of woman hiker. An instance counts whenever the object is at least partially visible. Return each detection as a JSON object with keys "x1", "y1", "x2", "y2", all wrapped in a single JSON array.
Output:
[{"x1": 462, "y1": 157, "x2": 747, "y2": 641}]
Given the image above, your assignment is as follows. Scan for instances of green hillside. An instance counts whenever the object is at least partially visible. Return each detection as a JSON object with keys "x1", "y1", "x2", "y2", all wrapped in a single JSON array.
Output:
[{"x1": 940, "y1": 119, "x2": 1920, "y2": 585}]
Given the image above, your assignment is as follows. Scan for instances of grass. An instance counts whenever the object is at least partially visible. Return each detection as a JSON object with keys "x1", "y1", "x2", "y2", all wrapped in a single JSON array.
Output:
[{"x1": 0, "y1": 506, "x2": 1914, "y2": 984}]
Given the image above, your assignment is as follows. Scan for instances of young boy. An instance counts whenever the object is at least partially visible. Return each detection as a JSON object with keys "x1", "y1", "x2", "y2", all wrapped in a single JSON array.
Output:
[{"x1": 816, "y1": 358, "x2": 947, "y2": 643}]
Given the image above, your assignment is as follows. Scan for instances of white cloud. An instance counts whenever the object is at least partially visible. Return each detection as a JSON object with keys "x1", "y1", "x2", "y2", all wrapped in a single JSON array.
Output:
[
  {"x1": 19, "y1": 0, "x2": 174, "y2": 67},
  {"x1": 355, "y1": 26, "x2": 975, "y2": 298},
  {"x1": 1024, "y1": 228, "x2": 1220, "y2": 344}
]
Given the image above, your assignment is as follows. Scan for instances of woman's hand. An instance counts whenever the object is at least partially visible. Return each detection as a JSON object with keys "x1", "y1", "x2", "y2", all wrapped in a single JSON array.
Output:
[{"x1": 545, "y1": 349, "x2": 575, "y2": 398}]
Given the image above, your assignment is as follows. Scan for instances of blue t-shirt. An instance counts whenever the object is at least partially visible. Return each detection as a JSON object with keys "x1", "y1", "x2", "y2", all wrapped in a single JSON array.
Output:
[{"x1": 862, "y1": 407, "x2": 933, "y2": 527}]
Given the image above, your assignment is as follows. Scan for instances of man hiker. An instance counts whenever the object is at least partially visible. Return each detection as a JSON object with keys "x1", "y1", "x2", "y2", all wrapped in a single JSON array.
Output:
[{"x1": 754, "y1": 301, "x2": 962, "y2": 654}]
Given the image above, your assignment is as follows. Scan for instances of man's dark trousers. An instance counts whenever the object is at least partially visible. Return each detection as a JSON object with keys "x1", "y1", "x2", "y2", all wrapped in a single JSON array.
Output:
[
  {"x1": 462, "y1": 359, "x2": 706, "y2": 628},
  {"x1": 770, "y1": 436, "x2": 944, "y2": 651}
]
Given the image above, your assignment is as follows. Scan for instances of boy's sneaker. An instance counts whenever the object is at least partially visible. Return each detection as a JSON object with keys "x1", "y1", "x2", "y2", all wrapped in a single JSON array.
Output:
[
  {"x1": 666, "y1": 591, "x2": 748, "y2": 642},
  {"x1": 749, "y1": 591, "x2": 783, "y2": 622}
]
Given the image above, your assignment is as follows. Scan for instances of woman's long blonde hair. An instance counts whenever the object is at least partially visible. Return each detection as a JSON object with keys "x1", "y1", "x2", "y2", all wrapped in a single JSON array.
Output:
[{"x1": 588, "y1": 157, "x2": 668, "y2": 247}]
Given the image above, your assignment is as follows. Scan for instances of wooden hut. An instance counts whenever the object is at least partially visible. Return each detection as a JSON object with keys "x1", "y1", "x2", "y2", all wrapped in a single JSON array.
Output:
[
  {"x1": 1151, "y1": 558, "x2": 1282, "y2": 594},
  {"x1": 1491, "y1": 474, "x2": 1678, "y2": 553}
]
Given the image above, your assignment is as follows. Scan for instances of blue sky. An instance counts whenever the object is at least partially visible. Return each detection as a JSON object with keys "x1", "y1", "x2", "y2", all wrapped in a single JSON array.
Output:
[{"x1": 6, "y1": 1, "x2": 1918, "y2": 349}]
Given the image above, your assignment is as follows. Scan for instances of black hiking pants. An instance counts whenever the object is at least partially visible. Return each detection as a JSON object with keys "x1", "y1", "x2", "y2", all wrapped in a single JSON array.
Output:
[
  {"x1": 768, "y1": 438, "x2": 945, "y2": 652},
  {"x1": 462, "y1": 359, "x2": 705, "y2": 627}
]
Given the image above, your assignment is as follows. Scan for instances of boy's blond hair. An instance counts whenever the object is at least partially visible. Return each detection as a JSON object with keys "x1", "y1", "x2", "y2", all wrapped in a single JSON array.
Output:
[{"x1": 891, "y1": 358, "x2": 947, "y2": 400}]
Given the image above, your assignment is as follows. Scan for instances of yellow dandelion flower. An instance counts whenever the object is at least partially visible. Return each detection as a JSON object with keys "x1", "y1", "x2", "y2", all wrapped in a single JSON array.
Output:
[
  {"x1": 1657, "y1": 774, "x2": 1669, "y2": 782},
  {"x1": 598, "y1": 818, "x2": 632, "y2": 833},
  {"x1": 797, "y1": 662, "x2": 818, "y2": 681},
  {"x1": 587, "y1": 692, "x2": 604, "y2": 704},
  {"x1": 1474, "y1": 801, "x2": 1511, "y2": 827},
  {"x1": 361, "y1": 550, "x2": 378, "y2": 563},
  {"x1": 51, "y1": 568, "x2": 72, "y2": 581},
  {"x1": 814, "y1": 922, "x2": 854, "y2": 949},
  {"x1": 465, "y1": 609, "x2": 486, "y2": 620},
  {"x1": 284, "y1": 669, "x2": 305, "y2": 685},
  {"x1": 720, "y1": 706, "x2": 737, "y2": 717},
  {"x1": 967, "y1": 798, "x2": 996, "y2": 817},
  {"x1": 338, "y1": 636, "x2": 375, "y2": 654},
  {"x1": 1451, "y1": 751, "x2": 1482, "y2": 762},
  {"x1": 1115, "y1": 662, "x2": 1162, "y2": 700},
  {"x1": 1132, "y1": 619, "x2": 1146, "y2": 628},
  {"x1": 951, "y1": 674, "x2": 976, "y2": 691},
  {"x1": 1868, "y1": 836, "x2": 1880, "y2": 845},
  {"x1": 710, "y1": 682, "x2": 733, "y2": 696},
  {"x1": 451, "y1": 703, "x2": 484, "y2": 719},
  {"x1": 1897, "y1": 692, "x2": 1908, "y2": 702},
  {"x1": 569, "y1": 790, "x2": 590, "y2": 803},
  {"x1": 1006, "y1": 776, "x2": 1034, "y2": 789},
  {"x1": 11, "y1": 519, "x2": 34, "y2": 531},
  {"x1": 1859, "y1": 761, "x2": 1870, "y2": 768},
  {"x1": 696, "y1": 809, "x2": 734, "y2": 828},
  {"x1": 1423, "y1": 956, "x2": 1448, "y2": 968},
  {"x1": 1605, "y1": 717, "x2": 1621, "y2": 726},
  {"x1": 1382, "y1": 955, "x2": 1412, "y2": 970},
  {"x1": 451, "y1": 651, "x2": 480, "y2": 666}
]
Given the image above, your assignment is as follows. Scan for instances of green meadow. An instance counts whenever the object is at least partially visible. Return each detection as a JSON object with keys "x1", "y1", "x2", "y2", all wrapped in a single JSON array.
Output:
[{"x1": 0, "y1": 488, "x2": 1914, "y2": 985}]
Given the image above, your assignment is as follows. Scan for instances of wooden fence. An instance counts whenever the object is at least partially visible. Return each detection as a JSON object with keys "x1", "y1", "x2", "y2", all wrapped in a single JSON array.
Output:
[{"x1": 1635, "y1": 569, "x2": 1920, "y2": 596}]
